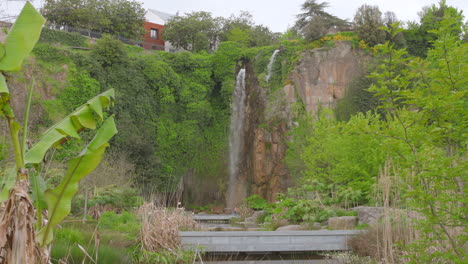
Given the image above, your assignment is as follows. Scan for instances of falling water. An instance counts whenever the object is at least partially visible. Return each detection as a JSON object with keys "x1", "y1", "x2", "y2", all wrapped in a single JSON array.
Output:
[
  {"x1": 227, "y1": 69, "x2": 246, "y2": 210},
  {"x1": 266, "y1": 49, "x2": 280, "y2": 82}
]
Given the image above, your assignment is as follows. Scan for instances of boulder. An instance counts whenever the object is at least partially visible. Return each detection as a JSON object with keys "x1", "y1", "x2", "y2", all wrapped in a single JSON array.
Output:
[
  {"x1": 352, "y1": 206, "x2": 384, "y2": 225},
  {"x1": 244, "y1": 216, "x2": 256, "y2": 224},
  {"x1": 312, "y1": 222, "x2": 321, "y2": 230},
  {"x1": 244, "y1": 210, "x2": 265, "y2": 224},
  {"x1": 252, "y1": 210, "x2": 265, "y2": 218},
  {"x1": 328, "y1": 216, "x2": 357, "y2": 230},
  {"x1": 276, "y1": 225, "x2": 307, "y2": 231}
]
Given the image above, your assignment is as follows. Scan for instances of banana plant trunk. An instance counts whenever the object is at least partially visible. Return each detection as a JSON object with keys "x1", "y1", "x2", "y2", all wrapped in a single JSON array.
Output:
[{"x1": 0, "y1": 180, "x2": 45, "y2": 264}]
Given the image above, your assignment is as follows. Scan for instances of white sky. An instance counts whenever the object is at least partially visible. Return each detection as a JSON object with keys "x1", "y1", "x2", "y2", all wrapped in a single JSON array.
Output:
[{"x1": 1, "y1": 0, "x2": 467, "y2": 32}]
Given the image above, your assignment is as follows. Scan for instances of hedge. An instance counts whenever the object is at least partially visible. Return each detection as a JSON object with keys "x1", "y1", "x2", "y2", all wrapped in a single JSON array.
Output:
[{"x1": 39, "y1": 28, "x2": 88, "y2": 47}]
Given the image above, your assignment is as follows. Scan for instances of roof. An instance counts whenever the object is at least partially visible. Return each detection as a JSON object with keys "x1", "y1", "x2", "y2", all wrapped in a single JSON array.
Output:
[{"x1": 146, "y1": 9, "x2": 175, "y2": 25}]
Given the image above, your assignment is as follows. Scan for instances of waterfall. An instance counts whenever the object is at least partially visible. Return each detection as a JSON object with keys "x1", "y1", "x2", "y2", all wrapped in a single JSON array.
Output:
[
  {"x1": 266, "y1": 49, "x2": 280, "y2": 82},
  {"x1": 227, "y1": 68, "x2": 246, "y2": 210}
]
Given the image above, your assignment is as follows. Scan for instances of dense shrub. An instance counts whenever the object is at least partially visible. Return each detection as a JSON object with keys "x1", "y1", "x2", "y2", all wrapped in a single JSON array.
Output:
[
  {"x1": 72, "y1": 187, "x2": 143, "y2": 215},
  {"x1": 58, "y1": 68, "x2": 101, "y2": 111},
  {"x1": 32, "y1": 43, "x2": 71, "y2": 62},
  {"x1": 39, "y1": 27, "x2": 87, "y2": 47},
  {"x1": 244, "y1": 195, "x2": 268, "y2": 210}
]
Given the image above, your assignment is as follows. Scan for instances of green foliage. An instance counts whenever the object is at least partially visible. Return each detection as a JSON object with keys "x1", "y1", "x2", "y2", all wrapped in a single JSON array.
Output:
[
  {"x1": 364, "y1": 18, "x2": 467, "y2": 262},
  {"x1": 98, "y1": 211, "x2": 140, "y2": 234},
  {"x1": 51, "y1": 238, "x2": 132, "y2": 264},
  {"x1": 91, "y1": 35, "x2": 128, "y2": 67},
  {"x1": 39, "y1": 28, "x2": 87, "y2": 47},
  {"x1": 0, "y1": 137, "x2": 8, "y2": 161},
  {"x1": 68, "y1": 36, "x2": 231, "y2": 199},
  {"x1": 131, "y1": 246, "x2": 196, "y2": 264},
  {"x1": 163, "y1": 11, "x2": 221, "y2": 53},
  {"x1": 59, "y1": 68, "x2": 100, "y2": 111},
  {"x1": 55, "y1": 228, "x2": 85, "y2": 245},
  {"x1": 353, "y1": 4, "x2": 385, "y2": 46},
  {"x1": 404, "y1": 0, "x2": 464, "y2": 57},
  {"x1": 252, "y1": 40, "x2": 305, "y2": 92},
  {"x1": 51, "y1": 218, "x2": 137, "y2": 263},
  {"x1": 244, "y1": 195, "x2": 268, "y2": 210},
  {"x1": 72, "y1": 187, "x2": 143, "y2": 215},
  {"x1": 32, "y1": 43, "x2": 71, "y2": 63},
  {"x1": 246, "y1": 193, "x2": 358, "y2": 225},
  {"x1": 37, "y1": 116, "x2": 118, "y2": 245},
  {"x1": 227, "y1": 27, "x2": 250, "y2": 46},
  {"x1": 335, "y1": 69, "x2": 380, "y2": 121},
  {"x1": 211, "y1": 41, "x2": 244, "y2": 105},
  {"x1": 286, "y1": 108, "x2": 386, "y2": 207},
  {"x1": 294, "y1": 0, "x2": 349, "y2": 41}
]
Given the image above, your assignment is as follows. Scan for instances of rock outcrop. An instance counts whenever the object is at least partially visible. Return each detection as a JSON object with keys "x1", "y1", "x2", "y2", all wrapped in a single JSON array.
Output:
[
  {"x1": 236, "y1": 42, "x2": 366, "y2": 203},
  {"x1": 288, "y1": 42, "x2": 364, "y2": 112},
  {"x1": 328, "y1": 216, "x2": 358, "y2": 230},
  {"x1": 352, "y1": 206, "x2": 385, "y2": 225}
]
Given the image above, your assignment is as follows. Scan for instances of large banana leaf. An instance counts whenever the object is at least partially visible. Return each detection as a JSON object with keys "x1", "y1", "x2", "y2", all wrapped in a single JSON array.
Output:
[
  {"x1": 36, "y1": 116, "x2": 117, "y2": 245},
  {"x1": 25, "y1": 89, "x2": 115, "y2": 164},
  {"x1": 0, "y1": 2, "x2": 45, "y2": 72}
]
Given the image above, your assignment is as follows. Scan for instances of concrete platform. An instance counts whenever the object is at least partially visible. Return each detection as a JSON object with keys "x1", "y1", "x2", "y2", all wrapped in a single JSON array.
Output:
[
  {"x1": 193, "y1": 214, "x2": 238, "y2": 222},
  {"x1": 180, "y1": 230, "x2": 360, "y2": 253}
]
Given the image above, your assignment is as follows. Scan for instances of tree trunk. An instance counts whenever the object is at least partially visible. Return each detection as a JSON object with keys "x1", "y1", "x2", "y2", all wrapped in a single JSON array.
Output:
[{"x1": 0, "y1": 180, "x2": 41, "y2": 264}]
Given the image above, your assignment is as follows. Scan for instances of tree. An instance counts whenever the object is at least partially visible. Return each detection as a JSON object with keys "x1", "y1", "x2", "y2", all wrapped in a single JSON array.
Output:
[
  {"x1": 353, "y1": 4, "x2": 385, "y2": 46},
  {"x1": 295, "y1": 0, "x2": 349, "y2": 41},
  {"x1": 221, "y1": 11, "x2": 277, "y2": 47},
  {"x1": 108, "y1": 0, "x2": 146, "y2": 38},
  {"x1": 226, "y1": 27, "x2": 250, "y2": 46},
  {"x1": 382, "y1": 11, "x2": 405, "y2": 48},
  {"x1": 368, "y1": 21, "x2": 467, "y2": 261},
  {"x1": 0, "y1": 3, "x2": 117, "y2": 262},
  {"x1": 249, "y1": 25, "x2": 278, "y2": 47},
  {"x1": 163, "y1": 11, "x2": 223, "y2": 52},
  {"x1": 42, "y1": 0, "x2": 145, "y2": 39},
  {"x1": 404, "y1": 0, "x2": 464, "y2": 57}
]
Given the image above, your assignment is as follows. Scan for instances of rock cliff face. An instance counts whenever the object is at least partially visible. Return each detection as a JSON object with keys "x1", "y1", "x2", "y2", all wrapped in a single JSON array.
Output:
[
  {"x1": 287, "y1": 42, "x2": 364, "y2": 112},
  {"x1": 238, "y1": 42, "x2": 365, "y2": 203}
]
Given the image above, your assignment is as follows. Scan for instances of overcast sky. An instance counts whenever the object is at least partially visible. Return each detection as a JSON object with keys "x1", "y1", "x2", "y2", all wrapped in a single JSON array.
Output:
[{"x1": 1, "y1": 0, "x2": 467, "y2": 32}]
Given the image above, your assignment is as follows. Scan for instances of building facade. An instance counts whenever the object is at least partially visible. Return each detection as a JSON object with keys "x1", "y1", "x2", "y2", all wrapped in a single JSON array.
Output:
[
  {"x1": 142, "y1": 21, "x2": 165, "y2": 50},
  {"x1": 143, "y1": 9, "x2": 180, "y2": 52}
]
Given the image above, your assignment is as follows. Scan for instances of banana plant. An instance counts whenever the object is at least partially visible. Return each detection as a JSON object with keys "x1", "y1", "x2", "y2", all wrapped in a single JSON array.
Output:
[{"x1": 0, "y1": 3, "x2": 117, "y2": 263}]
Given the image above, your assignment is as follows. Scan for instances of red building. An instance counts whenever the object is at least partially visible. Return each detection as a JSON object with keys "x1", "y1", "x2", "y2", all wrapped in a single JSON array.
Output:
[
  {"x1": 142, "y1": 21, "x2": 165, "y2": 50},
  {"x1": 143, "y1": 9, "x2": 175, "y2": 51}
]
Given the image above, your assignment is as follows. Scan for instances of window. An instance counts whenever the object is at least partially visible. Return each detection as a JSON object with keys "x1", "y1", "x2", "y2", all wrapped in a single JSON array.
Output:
[
  {"x1": 152, "y1": 45, "x2": 157, "y2": 50},
  {"x1": 150, "y1": 28, "x2": 158, "y2": 39}
]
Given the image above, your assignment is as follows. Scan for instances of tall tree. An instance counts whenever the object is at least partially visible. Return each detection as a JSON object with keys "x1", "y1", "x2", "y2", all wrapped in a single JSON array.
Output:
[
  {"x1": 353, "y1": 4, "x2": 385, "y2": 46},
  {"x1": 221, "y1": 11, "x2": 277, "y2": 47},
  {"x1": 294, "y1": 0, "x2": 349, "y2": 41},
  {"x1": 163, "y1": 11, "x2": 223, "y2": 53},
  {"x1": 404, "y1": 0, "x2": 464, "y2": 57},
  {"x1": 42, "y1": 0, "x2": 145, "y2": 39}
]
